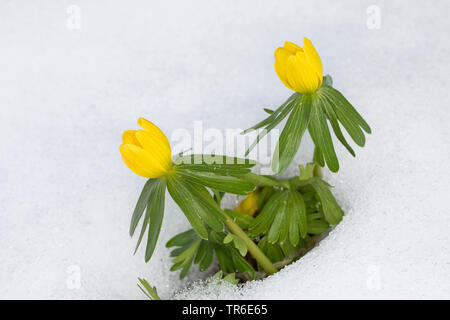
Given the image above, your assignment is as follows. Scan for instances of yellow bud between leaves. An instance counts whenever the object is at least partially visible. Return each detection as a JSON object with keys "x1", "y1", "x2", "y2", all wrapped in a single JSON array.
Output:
[
  {"x1": 236, "y1": 191, "x2": 259, "y2": 217},
  {"x1": 119, "y1": 118, "x2": 172, "y2": 178},
  {"x1": 274, "y1": 37, "x2": 323, "y2": 94}
]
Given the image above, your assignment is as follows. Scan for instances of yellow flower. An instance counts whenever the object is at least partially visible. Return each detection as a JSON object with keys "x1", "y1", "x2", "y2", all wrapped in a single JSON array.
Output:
[
  {"x1": 236, "y1": 191, "x2": 259, "y2": 217},
  {"x1": 119, "y1": 117, "x2": 172, "y2": 178},
  {"x1": 274, "y1": 37, "x2": 323, "y2": 94}
]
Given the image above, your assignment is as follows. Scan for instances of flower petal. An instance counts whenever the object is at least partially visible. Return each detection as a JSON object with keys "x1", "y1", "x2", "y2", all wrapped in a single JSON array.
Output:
[
  {"x1": 274, "y1": 38, "x2": 323, "y2": 93},
  {"x1": 122, "y1": 130, "x2": 141, "y2": 146},
  {"x1": 135, "y1": 130, "x2": 172, "y2": 172},
  {"x1": 283, "y1": 41, "x2": 303, "y2": 54},
  {"x1": 119, "y1": 143, "x2": 168, "y2": 178},
  {"x1": 303, "y1": 37, "x2": 323, "y2": 85},
  {"x1": 138, "y1": 117, "x2": 170, "y2": 147},
  {"x1": 287, "y1": 52, "x2": 321, "y2": 93},
  {"x1": 236, "y1": 191, "x2": 259, "y2": 216},
  {"x1": 274, "y1": 47, "x2": 294, "y2": 91}
]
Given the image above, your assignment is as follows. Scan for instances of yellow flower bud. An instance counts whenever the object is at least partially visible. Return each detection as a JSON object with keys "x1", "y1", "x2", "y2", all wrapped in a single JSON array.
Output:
[
  {"x1": 236, "y1": 191, "x2": 259, "y2": 217},
  {"x1": 274, "y1": 37, "x2": 323, "y2": 94},
  {"x1": 119, "y1": 118, "x2": 172, "y2": 178}
]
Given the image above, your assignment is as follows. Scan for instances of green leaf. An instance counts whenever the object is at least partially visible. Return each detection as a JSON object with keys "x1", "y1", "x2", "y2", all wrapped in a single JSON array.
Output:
[
  {"x1": 240, "y1": 172, "x2": 281, "y2": 187},
  {"x1": 215, "y1": 246, "x2": 234, "y2": 273},
  {"x1": 230, "y1": 249, "x2": 255, "y2": 279},
  {"x1": 175, "y1": 165, "x2": 252, "y2": 175},
  {"x1": 242, "y1": 93, "x2": 299, "y2": 134},
  {"x1": 314, "y1": 147, "x2": 325, "y2": 167},
  {"x1": 180, "y1": 258, "x2": 194, "y2": 279},
  {"x1": 223, "y1": 233, "x2": 247, "y2": 257},
  {"x1": 167, "y1": 226, "x2": 256, "y2": 279},
  {"x1": 244, "y1": 100, "x2": 296, "y2": 156},
  {"x1": 170, "y1": 246, "x2": 190, "y2": 257},
  {"x1": 233, "y1": 236, "x2": 248, "y2": 257},
  {"x1": 224, "y1": 209, "x2": 254, "y2": 229},
  {"x1": 249, "y1": 190, "x2": 285, "y2": 237},
  {"x1": 199, "y1": 243, "x2": 214, "y2": 271},
  {"x1": 212, "y1": 270, "x2": 241, "y2": 284},
  {"x1": 299, "y1": 163, "x2": 316, "y2": 180},
  {"x1": 130, "y1": 179, "x2": 157, "y2": 237},
  {"x1": 167, "y1": 229, "x2": 216, "y2": 274},
  {"x1": 288, "y1": 208, "x2": 300, "y2": 246},
  {"x1": 212, "y1": 231, "x2": 255, "y2": 277},
  {"x1": 279, "y1": 239, "x2": 300, "y2": 257},
  {"x1": 308, "y1": 95, "x2": 339, "y2": 172},
  {"x1": 320, "y1": 86, "x2": 371, "y2": 147},
  {"x1": 321, "y1": 74, "x2": 333, "y2": 87},
  {"x1": 132, "y1": 179, "x2": 166, "y2": 259},
  {"x1": 172, "y1": 238, "x2": 200, "y2": 268},
  {"x1": 167, "y1": 178, "x2": 207, "y2": 239},
  {"x1": 307, "y1": 219, "x2": 330, "y2": 234},
  {"x1": 289, "y1": 190, "x2": 307, "y2": 241},
  {"x1": 307, "y1": 211, "x2": 325, "y2": 221},
  {"x1": 320, "y1": 93, "x2": 356, "y2": 157},
  {"x1": 258, "y1": 237, "x2": 285, "y2": 264},
  {"x1": 272, "y1": 94, "x2": 312, "y2": 174},
  {"x1": 191, "y1": 182, "x2": 228, "y2": 227},
  {"x1": 137, "y1": 278, "x2": 161, "y2": 300},
  {"x1": 267, "y1": 190, "x2": 307, "y2": 246},
  {"x1": 257, "y1": 186, "x2": 276, "y2": 209},
  {"x1": 223, "y1": 273, "x2": 240, "y2": 285},
  {"x1": 133, "y1": 204, "x2": 151, "y2": 255},
  {"x1": 267, "y1": 193, "x2": 288, "y2": 244},
  {"x1": 176, "y1": 168, "x2": 255, "y2": 195},
  {"x1": 144, "y1": 179, "x2": 166, "y2": 262},
  {"x1": 167, "y1": 175, "x2": 226, "y2": 238},
  {"x1": 213, "y1": 190, "x2": 225, "y2": 205},
  {"x1": 166, "y1": 229, "x2": 197, "y2": 248},
  {"x1": 170, "y1": 238, "x2": 201, "y2": 279},
  {"x1": 250, "y1": 189, "x2": 307, "y2": 247},
  {"x1": 212, "y1": 270, "x2": 224, "y2": 280},
  {"x1": 194, "y1": 240, "x2": 207, "y2": 263},
  {"x1": 223, "y1": 233, "x2": 234, "y2": 244},
  {"x1": 328, "y1": 87, "x2": 371, "y2": 134},
  {"x1": 308, "y1": 178, "x2": 344, "y2": 225},
  {"x1": 174, "y1": 154, "x2": 256, "y2": 175}
]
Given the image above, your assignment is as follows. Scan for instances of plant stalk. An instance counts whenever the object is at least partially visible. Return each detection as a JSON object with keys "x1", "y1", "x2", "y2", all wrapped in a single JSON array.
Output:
[
  {"x1": 313, "y1": 147, "x2": 323, "y2": 178},
  {"x1": 243, "y1": 172, "x2": 290, "y2": 189},
  {"x1": 223, "y1": 212, "x2": 277, "y2": 275}
]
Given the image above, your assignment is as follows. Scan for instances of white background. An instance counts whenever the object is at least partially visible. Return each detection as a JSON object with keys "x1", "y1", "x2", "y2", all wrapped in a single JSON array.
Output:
[{"x1": 0, "y1": 0, "x2": 449, "y2": 299}]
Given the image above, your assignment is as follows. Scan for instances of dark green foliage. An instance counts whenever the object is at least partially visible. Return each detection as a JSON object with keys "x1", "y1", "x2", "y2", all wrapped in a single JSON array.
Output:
[
  {"x1": 166, "y1": 229, "x2": 256, "y2": 280},
  {"x1": 167, "y1": 174, "x2": 226, "y2": 239},
  {"x1": 242, "y1": 75, "x2": 371, "y2": 173},
  {"x1": 131, "y1": 178, "x2": 167, "y2": 262},
  {"x1": 249, "y1": 189, "x2": 308, "y2": 247}
]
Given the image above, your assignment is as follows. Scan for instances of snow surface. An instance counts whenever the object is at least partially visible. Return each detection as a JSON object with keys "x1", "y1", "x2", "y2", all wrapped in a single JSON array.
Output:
[{"x1": 0, "y1": 0, "x2": 449, "y2": 299}]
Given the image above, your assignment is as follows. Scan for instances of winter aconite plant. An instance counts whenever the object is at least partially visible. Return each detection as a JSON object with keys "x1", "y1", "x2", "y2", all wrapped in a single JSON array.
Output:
[
  {"x1": 120, "y1": 38, "x2": 370, "y2": 299},
  {"x1": 120, "y1": 119, "x2": 276, "y2": 275},
  {"x1": 244, "y1": 38, "x2": 371, "y2": 173}
]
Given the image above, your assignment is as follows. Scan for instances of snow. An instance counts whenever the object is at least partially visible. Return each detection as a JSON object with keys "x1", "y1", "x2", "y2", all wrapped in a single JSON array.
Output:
[{"x1": 0, "y1": 0, "x2": 449, "y2": 299}]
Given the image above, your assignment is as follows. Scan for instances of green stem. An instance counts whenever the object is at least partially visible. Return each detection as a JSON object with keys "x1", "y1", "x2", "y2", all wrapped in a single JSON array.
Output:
[
  {"x1": 313, "y1": 147, "x2": 323, "y2": 178},
  {"x1": 243, "y1": 172, "x2": 290, "y2": 189},
  {"x1": 223, "y1": 212, "x2": 277, "y2": 275}
]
